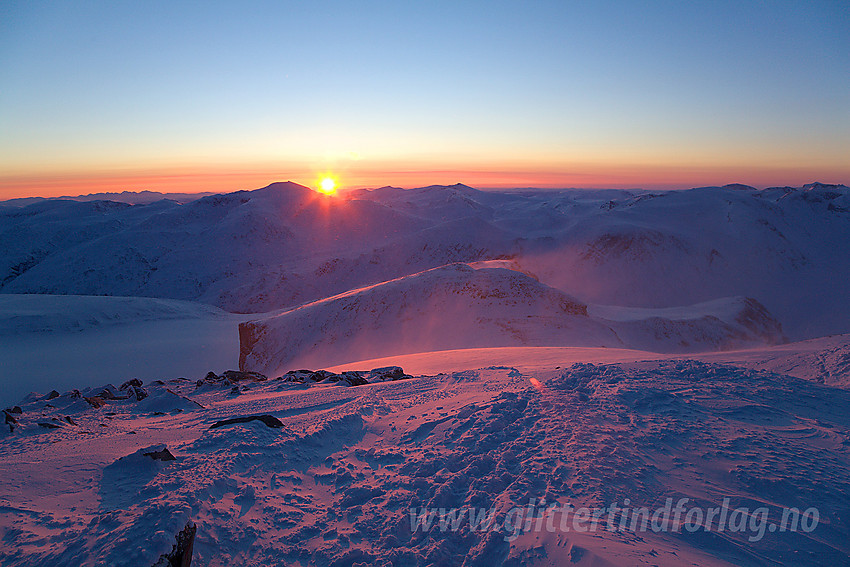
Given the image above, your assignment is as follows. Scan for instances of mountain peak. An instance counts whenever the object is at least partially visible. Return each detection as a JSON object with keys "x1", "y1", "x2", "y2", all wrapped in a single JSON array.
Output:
[{"x1": 802, "y1": 181, "x2": 848, "y2": 192}]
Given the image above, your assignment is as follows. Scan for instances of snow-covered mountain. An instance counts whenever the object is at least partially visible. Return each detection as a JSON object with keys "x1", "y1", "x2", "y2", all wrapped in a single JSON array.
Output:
[
  {"x1": 0, "y1": 293, "x2": 229, "y2": 335},
  {"x1": 2, "y1": 181, "x2": 849, "y2": 342},
  {"x1": 239, "y1": 263, "x2": 785, "y2": 375},
  {"x1": 3, "y1": 180, "x2": 850, "y2": 567},
  {"x1": 515, "y1": 183, "x2": 850, "y2": 341},
  {"x1": 0, "y1": 189, "x2": 216, "y2": 207}
]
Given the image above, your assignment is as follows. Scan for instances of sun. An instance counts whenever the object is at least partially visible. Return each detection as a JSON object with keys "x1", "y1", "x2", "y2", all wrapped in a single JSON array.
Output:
[{"x1": 318, "y1": 176, "x2": 337, "y2": 195}]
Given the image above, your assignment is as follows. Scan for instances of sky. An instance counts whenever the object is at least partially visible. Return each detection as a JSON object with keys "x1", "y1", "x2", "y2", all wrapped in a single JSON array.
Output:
[{"x1": 0, "y1": 0, "x2": 848, "y2": 198}]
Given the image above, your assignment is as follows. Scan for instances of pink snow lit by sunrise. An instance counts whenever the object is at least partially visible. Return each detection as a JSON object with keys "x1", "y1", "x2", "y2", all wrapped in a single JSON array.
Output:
[{"x1": 0, "y1": 2, "x2": 848, "y2": 566}]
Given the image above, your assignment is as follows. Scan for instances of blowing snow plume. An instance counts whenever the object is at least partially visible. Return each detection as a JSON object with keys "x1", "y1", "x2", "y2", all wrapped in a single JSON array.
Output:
[{"x1": 238, "y1": 263, "x2": 785, "y2": 375}]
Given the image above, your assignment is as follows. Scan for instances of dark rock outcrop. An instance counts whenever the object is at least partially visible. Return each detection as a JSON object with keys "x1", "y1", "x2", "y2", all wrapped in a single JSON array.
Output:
[
  {"x1": 280, "y1": 367, "x2": 412, "y2": 386},
  {"x1": 128, "y1": 386, "x2": 149, "y2": 401},
  {"x1": 367, "y1": 366, "x2": 413, "y2": 382},
  {"x1": 209, "y1": 415, "x2": 284, "y2": 429},
  {"x1": 196, "y1": 370, "x2": 268, "y2": 388},
  {"x1": 84, "y1": 396, "x2": 105, "y2": 408},
  {"x1": 143, "y1": 447, "x2": 176, "y2": 462},
  {"x1": 222, "y1": 370, "x2": 267, "y2": 382},
  {"x1": 4, "y1": 410, "x2": 17, "y2": 432},
  {"x1": 281, "y1": 369, "x2": 368, "y2": 386},
  {"x1": 120, "y1": 378, "x2": 143, "y2": 390},
  {"x1": 152, "y1": 521, "x2": 196, "y2": 567}
]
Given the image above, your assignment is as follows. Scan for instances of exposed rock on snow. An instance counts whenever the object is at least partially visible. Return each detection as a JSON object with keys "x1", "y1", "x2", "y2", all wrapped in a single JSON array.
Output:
[
  {"x1": 152, "y1": 521, "x2": 196, "y2": 567},
  {"x1": 209, "y1": 415, "x2": 285, "y2": 429},
  {"x1": 278, "y1": 367, "x2": 414, "y2": 387},
  {"x1": 281, "y1": 369, "x2": 369, "y2": 386},
  {"x1": 143, "y1": 445, "x2": 176, "y2": 462},
  {"x1": 120, "y1": 378, "x2": 143, "y2": 390},
  {"x1": 196, "y1": 370, "x2": 268, "y2": 388}
]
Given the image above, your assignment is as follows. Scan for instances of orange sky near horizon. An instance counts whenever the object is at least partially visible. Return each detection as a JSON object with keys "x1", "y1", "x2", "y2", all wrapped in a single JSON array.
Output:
[
  {"x1": 2, "y1": 3, "x2": 847, "y2": 200},
  {"x1": 2, "y1": 158, "x2": 847, "y2": 200}
]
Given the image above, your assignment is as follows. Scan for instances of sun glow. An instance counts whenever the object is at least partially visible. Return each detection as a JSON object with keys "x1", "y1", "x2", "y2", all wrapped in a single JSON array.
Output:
[{"x1": 318, "y1": 176, "x2": 338, "y2": 195}]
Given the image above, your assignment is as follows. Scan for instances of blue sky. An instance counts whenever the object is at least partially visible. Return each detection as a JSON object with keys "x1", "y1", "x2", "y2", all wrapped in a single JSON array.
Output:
[{"x1": 0, "y1": 1, "x2": 847, "y2": 196}]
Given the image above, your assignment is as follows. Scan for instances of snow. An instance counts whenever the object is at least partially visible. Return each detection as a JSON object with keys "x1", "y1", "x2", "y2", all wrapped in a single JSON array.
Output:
[
  {"x1": 3, "y1": 181, "x2": 849, "y2": 339},
  {"x1": 239, "y1": 264, "x2": 785, "y2": 376},
  {"x1": 1, "y1": 340, "x2": 849, "y2": 565},
  {"x1": 589, "y1": 296, "x2": 764, "y2": 322},
  {"x1": 1, "y1": 181, "x2": 850, "y2": 565}
]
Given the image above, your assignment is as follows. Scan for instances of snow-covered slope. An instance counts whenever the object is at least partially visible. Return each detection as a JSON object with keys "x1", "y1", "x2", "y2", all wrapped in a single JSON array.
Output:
[
  {"x1": 239, "y1": 264, "x2": 785, "y2": 375},
  {"x1": 515, "y1": 183, "x2": 850, "y2": 340},
  {"x1": 0, "y1": 294, "x2": 229, "y2": 334},
  {"x1": 2, "y1": 344, "x2": 850, "y2": 566},
  {"x1": 238, "y1": 264, "x2": 614, "y2": 374},
  {"x1": 589, "y1": 296, "x2": 787, "y2": 352}
]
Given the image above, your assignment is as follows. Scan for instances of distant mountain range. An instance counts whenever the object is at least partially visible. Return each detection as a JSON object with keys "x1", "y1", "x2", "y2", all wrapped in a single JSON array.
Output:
[
  {"x1": 0, "y1": 190, "x2": 216, "y2": 207},
  {"x1": 2, "y1": 181, "x2": 849, "y2": 359}
]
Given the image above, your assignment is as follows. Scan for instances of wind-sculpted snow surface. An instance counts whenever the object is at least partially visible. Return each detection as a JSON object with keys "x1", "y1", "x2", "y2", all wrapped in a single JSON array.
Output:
[
  {"x1": 1, "y1": 353, "x2": 849, "y2": 566},
  {"x1": 239, "y1": 264, "x2": 786, "y2": 374},
  {"x1": 2, "y1": 182, "x2": 849, "y2": 339}
]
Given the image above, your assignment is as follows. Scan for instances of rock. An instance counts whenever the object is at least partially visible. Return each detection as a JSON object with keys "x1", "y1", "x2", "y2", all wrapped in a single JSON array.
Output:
[
  {"x1": 3, "y1": 410, "x2": 17, "y2": 425},
  {"x1": 281, "y1": 370, "x2": 310, "y2": 383},
  {"x1": 152, "y1": 521, "x2": 196, "y2": 567},
  {"x1": 119, "y1": 378, "x2": 143, "y2": 390},
  {"x1": 128, "y1": 386, "x2": 148, "y2": 401},
  {"x1": 7, "y1": 406, "x2": 22, "y2": 415},
  {"x1": 209, "y1": 414, "x2": 284, "y2": 429},
  {"x1": 222, "y1": 370, "x2": 267, "y2": 382},
  {"x1": 84, "y1": 396, "x2": 105, "y2": 408},
  {"x1": 142, "y1": 446, "x2": 176, "y2": 462},
  {"x1": 37, "y1": 421, "x2": 62, "y2": 429},
  {"x1": 45, "y1": 390, "x2": 60, "y2": 400},
  {"x1": 97, "y1": 387, "x2": 117, "y2": 400},
  {"x1": 368, "y1": 366, "x2": 413, "y2": 382},
  {"x1": 282, "y1": 369, "x2": 372, "y2": 387},
  {"x1": 197, "y1": 370, "x2": 266, "y2": 387},
  {"x1": 340, "y1": 371, "x2": 369, "y2": 386},
  {"x1": 309, "y1": 370, "x2": 335, "y2": 382}
]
